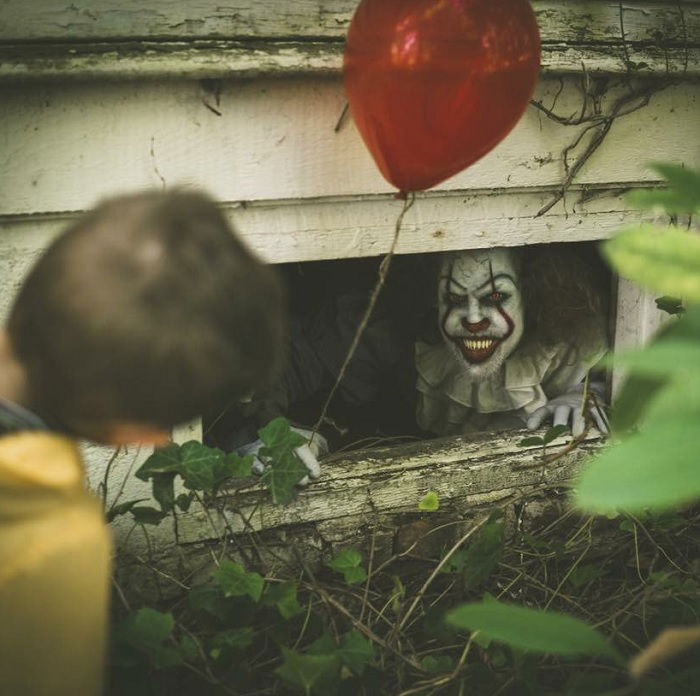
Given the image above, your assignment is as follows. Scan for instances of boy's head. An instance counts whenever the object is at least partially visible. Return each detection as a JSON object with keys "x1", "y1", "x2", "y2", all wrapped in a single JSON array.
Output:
[{"x1": 6, "y1": 190, "x2": 285, "y2": 444}]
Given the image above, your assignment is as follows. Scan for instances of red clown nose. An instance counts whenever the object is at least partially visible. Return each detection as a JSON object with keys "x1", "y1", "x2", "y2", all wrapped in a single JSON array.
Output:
[{"x1": 343, "y1": 0, "x2": 541, "y2": 196}]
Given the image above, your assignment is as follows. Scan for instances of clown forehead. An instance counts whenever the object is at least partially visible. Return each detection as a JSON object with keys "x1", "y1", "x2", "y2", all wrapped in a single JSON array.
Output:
[{"x1": 442, "y1": 248, "x2": 519, "y2": 292}]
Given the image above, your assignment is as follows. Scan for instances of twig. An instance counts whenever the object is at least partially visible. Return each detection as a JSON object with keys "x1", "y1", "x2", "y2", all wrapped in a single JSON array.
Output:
[
  {"x1": 395, "y1": 517, "x2": 489, "y2": 635},
  {"x1": 100, "y1": 445, "x2": 122, "y2": 510},
  {"x1": 334, "y1": 102, "x2": 350, "y2": 132},
  {"x1": 311, "y1": 193, "x2": 416, "y2": 440},
  {"x1": 150, "y1": 136, "x2": 166, "y2": 190}
]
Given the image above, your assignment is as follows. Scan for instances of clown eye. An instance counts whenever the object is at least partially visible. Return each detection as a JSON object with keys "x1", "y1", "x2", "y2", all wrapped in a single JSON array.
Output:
[
  {"x1": 445, "y1": 292, "x2": 466, "y2": 305},
  {"x1": 481, "y1": 291, "x2": 509, "y2": 306}
]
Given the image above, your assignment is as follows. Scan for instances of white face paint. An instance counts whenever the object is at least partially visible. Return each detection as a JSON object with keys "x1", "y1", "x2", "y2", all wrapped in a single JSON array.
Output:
[{"x1": 438, "y1": 248, "x2": 524, "y2": 380}]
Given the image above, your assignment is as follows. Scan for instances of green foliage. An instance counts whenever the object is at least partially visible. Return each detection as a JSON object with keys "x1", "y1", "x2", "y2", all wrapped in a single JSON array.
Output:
[
  {"x1": 518, "y1": 424, "x2": 569, "y2": 448},
  {"x1": 603, "y1": 224, "x2": 700, "y2": 302},
  {"x1": 418, "y1": 490, "x2": 439, "y2": 511},
  {"x1": 106, "y1": 498, "x2": 149, "y2": 523},
  {"x1": 130, "y1": 506, "x2": 167, "y2": 525},
  {"x1": 258, "y1": 417, "x2": 310, "y2": 504},
  {"x1": 576, "y1": 420, "x2": 700, "y2": 513},
  {"x1": 276, "y1": 647, "x2": 342, "y2": 695},
  {"x1": 441, "y1": 511, "x2": 505, "y2": 590},
  {"x1": 213, "y1": 560, "x2": 265, "y2": 602},
  {"x1": 209, "y1": 627, "x2": 254, "y2": 658},
  {"x1": 263, "y1": 581, "x2": 304, "y2": 619},
  {"x1": 577, "y1": 165, "x2": 700, "y2": 513},
  {"x1": 108, "y1": 163, "x2": 700, "y2": 694},
  {"x1": 337, "y1": 631, "x2": 374, "y2": 676},
  {"x1": 655, "y1": 295, "x2": 685, "y2": 315},
  {"x1": 446, "y1": 600, "x2": 623, "y2": 663},
  {"x1": 112, "y1": 608, "x2": 185, "y2": 670},
  {"x1": 627, "y1": 163, "x2": 700, "y2": 215},
  {"x1": 326, "y1": 549, "x2": 368, "y2": 585},
  {"x1": 118, "y1": 417, "x2": 310, "y2": 529},
  {"x1": 421, "y1": 654, "x2": 454, "y2": 674},
  {"x1": 274, "y1": 630, "x2": 374, "y2": 694}
]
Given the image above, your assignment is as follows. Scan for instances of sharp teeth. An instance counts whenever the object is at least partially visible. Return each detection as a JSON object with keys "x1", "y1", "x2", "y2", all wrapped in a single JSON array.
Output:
[{"x1": 463, "y1": 338, "x2": 496, "y2": 351}]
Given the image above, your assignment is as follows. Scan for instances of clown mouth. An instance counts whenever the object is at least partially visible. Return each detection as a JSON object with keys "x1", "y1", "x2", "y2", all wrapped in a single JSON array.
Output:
[{"x1": 456, "y1": 337, "x2": 502, "y2": 364}]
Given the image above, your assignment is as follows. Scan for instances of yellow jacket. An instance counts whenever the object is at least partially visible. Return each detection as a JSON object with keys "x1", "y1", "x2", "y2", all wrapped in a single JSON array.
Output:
[{"x1": 0, "y1": 432, "x2": 111, "y2": 695}]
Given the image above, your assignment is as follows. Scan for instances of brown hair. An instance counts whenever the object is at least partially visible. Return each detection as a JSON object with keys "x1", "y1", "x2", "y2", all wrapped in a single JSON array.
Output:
[
  {"x1": 7, "y1": 190, "x2": 285, "y2": 433},
  {"x1": 518, "y1": 242, "x2": 610, "y2": 348}
]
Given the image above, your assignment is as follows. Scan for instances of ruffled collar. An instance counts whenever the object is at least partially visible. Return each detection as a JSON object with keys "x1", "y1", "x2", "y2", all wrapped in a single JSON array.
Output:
[{"x1": 415, "y1": 339, "x2": 563, "y2": 414}]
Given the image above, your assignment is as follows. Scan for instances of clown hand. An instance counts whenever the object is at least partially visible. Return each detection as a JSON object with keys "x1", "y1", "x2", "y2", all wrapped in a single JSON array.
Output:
[
  {"x1": 237, "y1": 427, "x2": 327, "y2": 486},
  {"x1": 526, "y1": 382, "x2": 608, "y2": 437}
]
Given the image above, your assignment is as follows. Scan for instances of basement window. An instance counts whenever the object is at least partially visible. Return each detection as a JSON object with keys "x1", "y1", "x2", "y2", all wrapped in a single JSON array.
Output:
[{"x1": 203, "y1": 241, "x2": 615, "y2": 454}]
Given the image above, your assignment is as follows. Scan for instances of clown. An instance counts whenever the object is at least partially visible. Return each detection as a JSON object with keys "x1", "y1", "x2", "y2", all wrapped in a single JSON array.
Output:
[
  {"x1": 416, "y1": 246, "x2": 608, "y2": 437},
  {"x1": 210, "y1": 244, "x2": 609, "y2": 477}
]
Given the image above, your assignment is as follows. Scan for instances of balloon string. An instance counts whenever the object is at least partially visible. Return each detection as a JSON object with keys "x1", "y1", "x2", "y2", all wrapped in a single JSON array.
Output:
[{"x1": 310, "y1": 192, "x2": 416, "y2": 442}]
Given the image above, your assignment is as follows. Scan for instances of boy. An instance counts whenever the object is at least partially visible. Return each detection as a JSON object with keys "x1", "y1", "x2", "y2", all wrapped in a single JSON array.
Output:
[{"x1": 0, "y1": 190, "x2": 285, "y2": 695}]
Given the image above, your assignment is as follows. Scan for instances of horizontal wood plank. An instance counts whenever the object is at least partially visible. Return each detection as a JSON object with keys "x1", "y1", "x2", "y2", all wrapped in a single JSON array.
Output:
[
  {"x1": 1, "y1": 41, "x2": 699, "y2": 82},
  {"x1": 1, "y1": 1, "x2": 699, "y2": 79},
  {"x1": 1, "y1": 77, "x2": 697, "y2": 217},
  {"x1": 175, "y1": 429, "x2": 602, "y2": 545},
  {"x1": 0, "y1": 185, "x2": 655, "y2": 313},
  {"x1": 1, "y1": 1, "x2": 697, "y2": 45}
]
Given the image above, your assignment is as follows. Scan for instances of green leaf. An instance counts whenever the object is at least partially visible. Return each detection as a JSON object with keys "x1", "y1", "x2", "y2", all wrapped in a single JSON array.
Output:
[
  {"x1": 213, "y1": 561, "x2": 265, "y2": 602},
  {"x1": 326, "y1": 549, "x2": 368, "y2": 585},
  {"x1": 460, "y1": 512, "x2": 505, "y2": 589},
  {"x1": 439, "y1": 549, "x2": 467, "y2": 574},
  {"x1": 337, "y1": 631, "x2": 373, "y2": 676},
  {"x1": 135, "y1": 443, "x2": 182, "y2": 480},
  {"x1": 259, "y1": 449, "x2": 308, "y2": 505},
  {"x1": 209, "y1": 627, "x2": 254, "y2": 656},
  {"x1": 603, "y1": 225, "x2": 700, "y2": 301},
  {"x1": 114, "y1": 608, "x2": 175, "y2": 656},
  {"x1": 619, "y1": 519, "x2": 635, "y2": 533},
  {"x1": 130, "y1": 506, "x2": 167, "y2": 525},
  {"x1": 259, "y1": 417, "x2": 306, "y2": 449},
  {"x1": 567, "y1": 564, "x2": 607, "y2": 589},
  {"x1": 655, "y1": 296, "x2": 685, "y2": 315},
  {"x1": 179, "y1": 441, "x2": 225, "y2": 492},
  {"x1": 446, "y1": 600, "x2": 622, "y2": 662},
  {"x1": 175, "y1": 492, "x2": 194, "y2": 512},
  {"x1": 542, "y1": 424, "x2": 570, "y2": 445},
  {"x1": 391, "y1": 574, "x2": 405, "y2": 613},
  {"x1": 640, "y1": 372, "x2": 700, "y2": 426},
  {"x1": 627, "y1": 163, "x2": 700, "y2": 214},
  {"x1": 611, "y1": 372, "x2": 667, "y2": 435},
  {"x1": 106, "y1": 498, "x2": 149, "y2": 523},
  {"x1": 421, "y1": 654, "x2": 454, "y2": 674},
  {"x1": 608, "y1": 341, "x2": 700, "y2": 377},
  {"x1": 418, "y1": 491, "x2": 440, "y2": 511},
  {"x1": 308, "y1": 633, "x2": 337, "y2": 655},
  {"x1": 226, "y1": 452, "x2": 254, "y2": 478},
  {"x1": 179, "y1": 635, "x2": 200, "y2": 663},
  {"x1": 275, "y1": 647, "x2": 342, "y2": 696},
  {"x1": 151, "y1": 646, "x2": 184, "y2": 669},
  {"x1": 188, "y1": 584, "x2": 226, "y2": 617},
  {"x1": 575, "y1": 419, "x2": 700, "y2": 513},
  {"x1": 152, "y1": 472, "x2": 175, "y2": 513},
  {"x1": 518, "y1": 436, "x2": 545, "y2": 448},
  {"x1": 263, "y1": 581, "x2": 303, "y2": 619}
]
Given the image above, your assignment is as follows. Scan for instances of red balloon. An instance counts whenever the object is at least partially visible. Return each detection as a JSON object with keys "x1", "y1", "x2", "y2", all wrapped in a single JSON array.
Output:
[{"x1": 343, "y1": 0, "x2": 541, "y2": 194}]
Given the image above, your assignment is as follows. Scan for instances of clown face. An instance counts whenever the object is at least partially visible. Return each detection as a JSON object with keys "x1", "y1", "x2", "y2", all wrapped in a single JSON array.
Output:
[{"x1": 438, "y1": 248, "x2": 524, "y2": 380}]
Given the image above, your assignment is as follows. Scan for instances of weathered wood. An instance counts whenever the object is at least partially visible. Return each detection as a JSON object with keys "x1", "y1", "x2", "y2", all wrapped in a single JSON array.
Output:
[
  {"x1": 2, "y1": 39, "x2": 698, "y2": 83},
  {"x1": 0, "y1": 185, "x2": 652, "y2": 284},
  {"x1": 1, "y1": 77, "x2": 697, "y2": 218},
  {"x1": 1, "y1": 1, "x2": 699, "y2": 80},
  {"x1": 1, "y1": 1, "x2": 697, "y2": 45},
  {"x1": 610, "y1": 277, "x2": 670, "y2": 398},
  {"x1": 174, "y1": 429, "x2": 601, "y2": 549}
]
